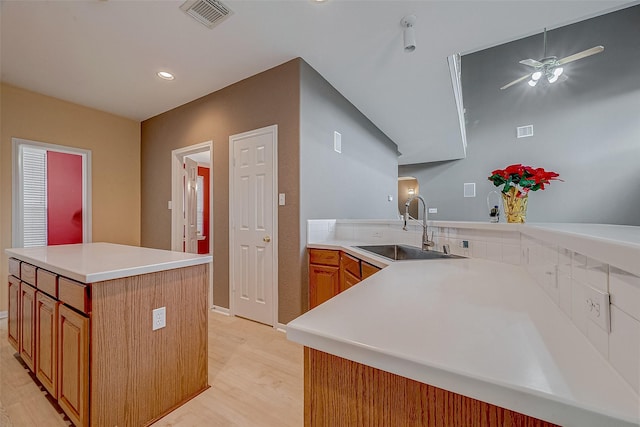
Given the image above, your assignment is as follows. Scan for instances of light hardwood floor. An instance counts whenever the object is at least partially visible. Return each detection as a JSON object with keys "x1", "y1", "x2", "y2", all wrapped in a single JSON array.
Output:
[{"x1": 0, "y1": 312, "x2": 304, "y2": 427}]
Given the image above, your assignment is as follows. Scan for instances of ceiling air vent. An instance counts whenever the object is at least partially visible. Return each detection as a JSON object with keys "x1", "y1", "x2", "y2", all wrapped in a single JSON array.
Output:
[{"x1": 180, "y1": 0, "x2": 233, "y2": 29}]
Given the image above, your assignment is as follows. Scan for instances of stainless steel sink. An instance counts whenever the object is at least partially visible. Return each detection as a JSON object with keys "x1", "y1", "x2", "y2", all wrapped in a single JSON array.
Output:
[{"x1": 355, "y1": 244, "x2": 465, "y2": 261}]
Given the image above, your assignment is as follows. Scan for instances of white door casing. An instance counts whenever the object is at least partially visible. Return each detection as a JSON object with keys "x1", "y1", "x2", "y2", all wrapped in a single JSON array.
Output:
[
  {"x1": 11, "y1": 138, "x2": 92, "y2": 248},
  {"x1": 229, "y1": 125, "x2": 278, "y2": 327},
  {"x1": 170, "y1": 141, "x2": 214, "y2": 308},
  {"x1": 184, "y1": 156, "x2": 198, "y2": 254}
]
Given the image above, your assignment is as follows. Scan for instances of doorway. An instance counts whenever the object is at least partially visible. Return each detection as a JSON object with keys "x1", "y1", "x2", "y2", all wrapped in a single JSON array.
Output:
[
  {"x1": 229, "y1": 125, "x2": 278, "y2": 327},
  {"x1": 171, "y1": 141, "x2": 214, "y2": 305},
  {"x1": 12, "y1": 138, "x2": 92, "y2": 248},
  {"x1": 398, "y1": 176, "x2": 420, "y2": 219}
]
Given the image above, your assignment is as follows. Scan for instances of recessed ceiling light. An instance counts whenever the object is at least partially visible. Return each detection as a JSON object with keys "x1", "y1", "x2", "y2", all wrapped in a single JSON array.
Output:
[{"x1": 157, "y1": 71, "x2": 174, "y2": 80}]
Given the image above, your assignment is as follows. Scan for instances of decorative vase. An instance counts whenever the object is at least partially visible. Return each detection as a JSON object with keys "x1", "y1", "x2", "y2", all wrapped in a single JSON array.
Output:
[{"x1": 501, "y1": 187, "x2": 528, "y2": 223}]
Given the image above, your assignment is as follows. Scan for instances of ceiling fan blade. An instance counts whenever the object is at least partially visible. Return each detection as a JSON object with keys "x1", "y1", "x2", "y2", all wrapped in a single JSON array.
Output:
[
  {"x1": 557, "y1": 46, "x2": 604, "y2": 65},
  {"x1": 500, "y1": 74, "x2": 531, "y2": 90},
  {"x1": 519, "y1": 58, "x2": 543, "y2": 68}
]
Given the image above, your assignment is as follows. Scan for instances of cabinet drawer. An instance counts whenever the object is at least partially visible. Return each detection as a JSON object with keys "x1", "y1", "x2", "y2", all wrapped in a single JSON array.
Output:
[
  {"x1": 341, "y1": 252, "x2": 361, "y2": 278},
  {"x1": 58, "y1": 277, "x2": 89, "y2": 314},
  {"x1": 21, "y1": 263, "x2": 37, "y2": 286},
  {"x1": 309, "y1": 249, "x2": 340, "y2": 267},
  {"x1": 9, "y1": 258, "x2": 21, "y2": 278},
  {"x1": 37, "y1": 269, "x2": 58, "y2": 298}
]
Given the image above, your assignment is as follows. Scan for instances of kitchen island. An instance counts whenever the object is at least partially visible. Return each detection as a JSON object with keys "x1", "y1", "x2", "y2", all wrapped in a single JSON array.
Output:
[
  {"x1": 289, "y1": 223, "x2": 640, "y2": 427},
  {"x1": 6, "y1": 243, "x2": 212, "y2": 427}
]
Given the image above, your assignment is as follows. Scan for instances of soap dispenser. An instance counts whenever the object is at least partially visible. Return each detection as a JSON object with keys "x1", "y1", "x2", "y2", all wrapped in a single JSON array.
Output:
[{"x1": 487, "y1": 191, "x2": 500, "y2": 223}]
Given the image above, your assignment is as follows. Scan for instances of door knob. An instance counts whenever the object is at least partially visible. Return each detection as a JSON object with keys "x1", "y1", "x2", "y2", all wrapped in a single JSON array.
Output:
[{"x1": 263, "y1": 236, "x2": 271, "y2": 243}]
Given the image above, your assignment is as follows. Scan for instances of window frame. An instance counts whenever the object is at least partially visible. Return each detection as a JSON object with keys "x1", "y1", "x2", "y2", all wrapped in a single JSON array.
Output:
[{"x1": 12, "y1": 138, "x2": 92, "y2": 248}]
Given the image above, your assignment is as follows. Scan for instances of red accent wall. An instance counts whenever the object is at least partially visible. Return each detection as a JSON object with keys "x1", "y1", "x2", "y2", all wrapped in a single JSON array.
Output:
[
  {"x1": 197, "y1": 166, "x2": 210, "y2": 255},
  {"x1": 47, "y1": 151, "x2": 83, "y2": 245}
]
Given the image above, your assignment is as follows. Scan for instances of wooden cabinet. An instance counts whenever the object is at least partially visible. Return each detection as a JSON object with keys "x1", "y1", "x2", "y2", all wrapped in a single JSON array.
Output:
[
  {"x1": 309, "y1": 264, "x2": 340, "y2": 309},
  {"x1": 305, "y1": 347, "x2": 560, "y2": 427},
  {"x1": 309, "y1": 249, "x2": 383, "y2": 309},
  {"x1": 20, "y1": 282, "x2": 37, "y2": 371},
  {"x1": 340, "y1": 252, "x2": 361, "y2": 292},
  {"x1": 7, "y1": 253, "x2": 209, "y2": 427},
  {"x1": 36, "y1": 292, "x2": 59, "y2": 398},
  {"x1": 58, "y1": 304, "x2": 89, "y2": 427},
  {"x1": 361, "y1": 262, "x2": 381, "y2": 279},
  {"x1": 308, "y1": 249, "x2": 340, "y2": 309},
  {"x1": 8, "y1": 275, "x2": 21, "y2": 351}
]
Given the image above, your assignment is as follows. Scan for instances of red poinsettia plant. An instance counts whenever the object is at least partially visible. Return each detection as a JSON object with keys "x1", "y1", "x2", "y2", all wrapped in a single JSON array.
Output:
[{"x1": 488, "y1": 164, "x2": 561, "y2": 197}]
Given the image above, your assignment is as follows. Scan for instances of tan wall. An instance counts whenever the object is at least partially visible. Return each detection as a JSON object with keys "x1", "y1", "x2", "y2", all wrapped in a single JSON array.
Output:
[
  {"x1": 0, "y1": 83, "x2": 141, "y2": 312},
  {"x1": 141, "y1": 59, "x2": 301, "y2": 324}
]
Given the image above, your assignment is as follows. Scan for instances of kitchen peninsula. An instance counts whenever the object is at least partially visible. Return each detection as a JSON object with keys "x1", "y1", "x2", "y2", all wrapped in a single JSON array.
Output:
[
  {"x1": 6, "y1": 243, "x2": 212, "y2": 427},
  {"x1": 289, "y1": 221, "x2": 640, "y2": 427}
]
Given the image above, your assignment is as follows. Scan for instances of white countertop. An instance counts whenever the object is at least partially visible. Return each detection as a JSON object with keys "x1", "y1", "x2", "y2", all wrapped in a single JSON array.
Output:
[
  {"x1": 6, "y1": 242, "x2": 212, "y2": 283},
  {"x1": 288, "y1": 244, "x2": 640, "y2": 427}
]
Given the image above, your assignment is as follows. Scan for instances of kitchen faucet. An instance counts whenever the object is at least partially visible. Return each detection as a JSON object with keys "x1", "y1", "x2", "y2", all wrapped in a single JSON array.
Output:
[{"x1": 403, "y1": 195, "x2": 435, "y2": 250}]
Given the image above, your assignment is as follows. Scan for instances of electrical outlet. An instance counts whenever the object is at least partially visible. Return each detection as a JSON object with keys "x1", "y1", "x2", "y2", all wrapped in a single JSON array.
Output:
[
  {"x1": 152, "y1": 307, "x2": 166, "y2": 331},
  {"x1": 428, "y1": 208, "x2": 437, "y2": 214},
  {"x1": 584, "y1": 286, "x2": 610, "y2": 333}
]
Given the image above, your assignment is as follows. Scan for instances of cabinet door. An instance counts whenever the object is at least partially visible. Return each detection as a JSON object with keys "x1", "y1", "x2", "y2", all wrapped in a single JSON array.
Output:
[
  {"x1": 8, "y1": 276, "x2": 20, "y2": 351},
  {"x1": 339, "y1": 252, "x2": 361, "y2": 293},
  {"x1": 309, "y1": 265, "x2": 339, "y2": 309},
  {"x1": 36, "y1": 292, "x2": 58, "y2": 398},
  {"x1": 341, "y1": 270, "x2": 361, "y2": 292},
  {"x1": 20, "y1": 282, "x2": 37, "y2": 371},
  {"x1": 58, "y1": 304, "x2": 89, "y2": 427},
  {"x1": 361, "y1": 262, "x2": 381, "y2": 279}
]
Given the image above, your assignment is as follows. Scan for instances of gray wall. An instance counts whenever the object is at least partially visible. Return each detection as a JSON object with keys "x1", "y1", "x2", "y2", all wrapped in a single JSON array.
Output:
[
  {"x1": 400, "y1": 5, "x2": 640, "y2": 226},
  {"x1": 300, "y1": 60, "x2": 399, "y2": 223}
]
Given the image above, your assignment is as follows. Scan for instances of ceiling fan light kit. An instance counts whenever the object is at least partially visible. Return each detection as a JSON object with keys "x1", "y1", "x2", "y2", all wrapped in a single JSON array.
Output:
[{"x1": 501, "y1": 28, "x2": 604, "y2": 90}]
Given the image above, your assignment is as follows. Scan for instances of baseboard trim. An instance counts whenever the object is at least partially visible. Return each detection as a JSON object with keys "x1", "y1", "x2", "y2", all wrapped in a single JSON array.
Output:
[
  {"x1": 276, "y1": 323, "x2": 287, "y2": 333},
  {"x1": 0, "y1": 311, "x2": 7, "y2": 320},
  {"x1": 210, "y1": 306, "x2": 230, "y2": 316}
]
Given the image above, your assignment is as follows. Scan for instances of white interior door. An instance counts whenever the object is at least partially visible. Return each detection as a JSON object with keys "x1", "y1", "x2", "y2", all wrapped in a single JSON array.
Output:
[
  {"x1": 230, "y1": 125, "x2": 277, "y2": 326},
  {"x1": 184, "y1": 157, "x2": 198, "y2": 254}
]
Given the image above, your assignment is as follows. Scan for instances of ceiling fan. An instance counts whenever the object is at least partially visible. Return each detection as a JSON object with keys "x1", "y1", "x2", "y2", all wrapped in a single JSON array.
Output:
[{"x1": 500, "y1": 28, "x2": 604, "y2": 90}]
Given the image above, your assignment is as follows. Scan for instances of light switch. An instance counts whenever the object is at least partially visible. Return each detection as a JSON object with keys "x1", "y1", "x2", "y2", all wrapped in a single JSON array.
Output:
[
  {"x1": 279, "y1": 193, "x2": 286, "y2": 206},
  {"x1": 167, "y1": 201, "x2": 172, "y2": 210},
  {"x1": 334, "y1": 131, "x2": 342, "y2": 153}
]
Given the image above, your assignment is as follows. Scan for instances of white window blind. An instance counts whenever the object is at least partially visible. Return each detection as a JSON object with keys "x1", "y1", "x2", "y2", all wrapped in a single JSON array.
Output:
[
  {"x1": 22, "y1": 146, "x2": 47, "y2": 247},
  {"x1": 196, "y1": 175, "x2": 204, "y2": 236}
]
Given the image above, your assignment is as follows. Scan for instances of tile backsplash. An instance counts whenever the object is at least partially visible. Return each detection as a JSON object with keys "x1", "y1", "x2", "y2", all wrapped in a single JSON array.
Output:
[{"x1": 307, "y1": 219, "x2": 640, "y2": 393}]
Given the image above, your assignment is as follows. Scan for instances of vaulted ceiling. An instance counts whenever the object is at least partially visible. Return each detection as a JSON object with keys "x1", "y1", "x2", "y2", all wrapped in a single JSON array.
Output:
[{"x1": 1, "y1": 0, "x2": 632, "y2": 164}]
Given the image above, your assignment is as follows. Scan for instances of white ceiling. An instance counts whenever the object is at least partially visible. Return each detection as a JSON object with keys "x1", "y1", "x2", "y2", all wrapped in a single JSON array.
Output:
[{"x1": 1, "y1": 0, "x2": 631, "y2": 165}]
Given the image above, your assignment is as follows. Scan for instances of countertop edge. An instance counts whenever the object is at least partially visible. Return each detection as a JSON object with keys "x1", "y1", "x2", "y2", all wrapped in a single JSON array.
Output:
[
  {"x1": 5, "y1": 245, "x2": 213, "y2": 283},
  {"x1": 287, "y1": 326, "x2": 638, "y2": 427}
]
